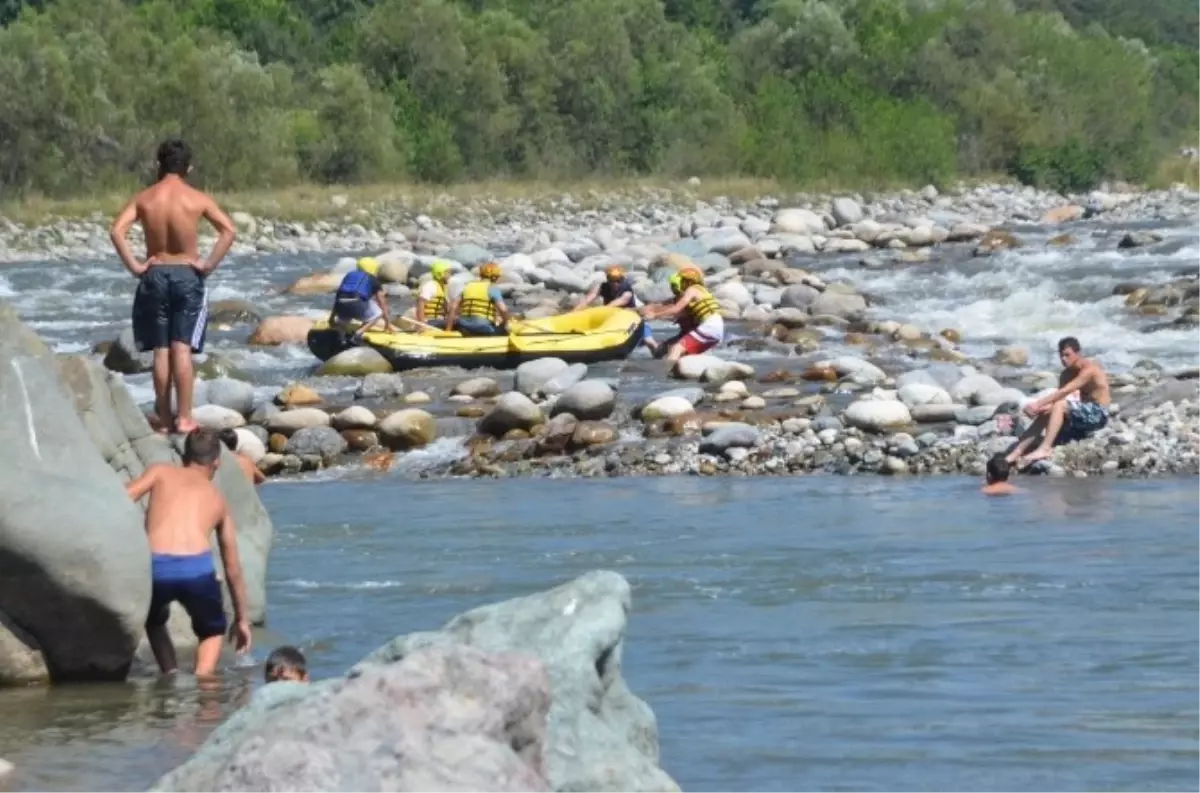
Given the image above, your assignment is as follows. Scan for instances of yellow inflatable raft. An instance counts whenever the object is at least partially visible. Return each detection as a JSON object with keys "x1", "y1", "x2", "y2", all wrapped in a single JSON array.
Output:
[{"x1": 306, "y1": 305, "x2": 646, "y2": 371}]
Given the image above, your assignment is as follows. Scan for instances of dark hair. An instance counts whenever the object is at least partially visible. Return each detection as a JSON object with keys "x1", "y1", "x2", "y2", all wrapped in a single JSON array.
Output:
[
  {"x1": 1057, "y1": 336, "x2": 1081, "y2": 354},
  {"x1": 265, "y1": 645, "x2": 307, "y2": 682},
  {"x1": 156, "y1": 139, "x2": 191, "y2": 178},
  {"x1": 218, "y1": 428, "x2": 239, "y2": 452},
  {"x1": 183, "y1": 428, "x2": 222, "y2": 465},
  {"x1": 986, "y1": 453, "x2": 1010, "y2": 482}
]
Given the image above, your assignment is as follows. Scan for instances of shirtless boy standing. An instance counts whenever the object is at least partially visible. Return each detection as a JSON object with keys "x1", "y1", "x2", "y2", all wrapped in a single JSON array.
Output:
[
  {"x1": 1006, "y1": 336, "x2": 1112, "y2": 467},
  {"x1": 110, "y1": 139, "x2": 237, "y2": 435},
  {"x1": 125, "y1": 429, "x2": 252, "y2": 676}
]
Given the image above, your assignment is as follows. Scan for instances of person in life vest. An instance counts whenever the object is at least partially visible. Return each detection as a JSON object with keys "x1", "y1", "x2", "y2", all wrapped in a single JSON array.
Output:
[
  {"x1": 640, "y1": 267, "x2": 724, "y2": 362},
  {"x1": 446, "y1": 261, "x2": 509, "y2": 336},
  {"x1": 415, "y1": 259, "x2": 452, "y2": 329},
  {"x1": 573, "y1": 265, "x2": 658, "y2": 352},
  {"x1": 329, "y1": 257, "x2": 392, "y2": 338}
]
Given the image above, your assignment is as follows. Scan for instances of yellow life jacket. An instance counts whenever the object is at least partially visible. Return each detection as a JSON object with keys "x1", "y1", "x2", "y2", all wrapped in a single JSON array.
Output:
[
  {"x1": 459, "y1": 280, "x2": 497, "y2": 322},
  {"x1": 685, "y1": 286, "x2": 721, "y2": 324},
  {"x1": 423, "y1": 280, "x2": 447, "y2": 319}
]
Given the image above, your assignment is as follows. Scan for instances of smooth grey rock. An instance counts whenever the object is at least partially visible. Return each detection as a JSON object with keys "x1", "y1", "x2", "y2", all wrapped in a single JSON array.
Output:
[
  {"x1": 265, "y1": 408, "x2": 331, "y2": 435},
  {"x1": 357, "y1": 572, "x2": 679, "y2": 793},
  {"x1": 452, "y1": 377, "x2": 501, "y2": 399},
  {"x1": 699, "y1": 423, "x2": 761, "y2": 455},
  {"x1": 248, "y1": 402, "x2": 280, "y2": 425},
  {"x1": 331, "y1": 406, "x2": 377, "y2": 431},
  {"x1": 778, "y1": 284, "x2": 820, "y2": 310},
  {"x1": 842, "y1": 400, "x2": 913, "y2": 432},
  {"x1": 552, "y1": 380, "x2": 616, "y2": 421},
  {"x1": 910, "y1": 403, "x2": 964, "y2": 423},
  {"x1": 955, "y1": 405, "x2": 999, "y2": 425},
  {"x1": 445, "y1": 243, "x2": 494, "y2": 267},
  {"x1": 0, "y1": 326, "x2": 150, "y2": 685},
  {"x1": 480, "y1": 393, "x2": 543, "y2": 437},
  {"x1": 515, "y1": 358, "x2": 570, "y2": 398},
  {"x1": 191, "y1": 404, "x2": 245, "y2": 431},
  {"x1": 896, "y1": 363, "x2": 963, "y2": 392},
  {"x1": 540, "y1": 363, "x2": 589, "y2": 397},
  {"x1": 283, "y1": 426, "x2": 347, "y2": 464},
  {"x1": 810, "y1": 290, "x2": 866, "y2": 319},
  {"x1": 205, "y1": 377, "x2": 256, "y2": 415},
  {"x1": 151, "y1": 645, "x2": 552, "y2": 792},
  {"x1": 950, "y1": 373, "x2": 1003, "y2": 405},
  {"x1": 811, "y1": 416, "x2": 843, "y2": 432},
  {"x1": 831, "y1": 197, "x2": 864, "y2": 226}
]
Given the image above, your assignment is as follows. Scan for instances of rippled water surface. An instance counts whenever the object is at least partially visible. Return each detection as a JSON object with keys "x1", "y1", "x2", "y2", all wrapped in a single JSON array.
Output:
[{"x1": 2, "y1": 475, "x2": 1197, "y2": 791}]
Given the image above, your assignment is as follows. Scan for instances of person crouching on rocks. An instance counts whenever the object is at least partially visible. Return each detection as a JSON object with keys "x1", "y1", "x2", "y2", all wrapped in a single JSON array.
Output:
[
  {"x1": 446, "y1": 261, "x2": 509, "y2": 336},
  {"x1": 640, "y1": 267, "x2": 724, "y2": 363},
  {"x1": 574, "y1": 265, "x2": 659, "y2": 353},
  {"x1": 329, "y1": 257, "x2": 392, "y2": 340},
  {"x1": 264, "y1": 645, "x2": 309, "y2": 683},
  {"x1": 124, "y1": 428, "x2": 252, "y2": 677}
]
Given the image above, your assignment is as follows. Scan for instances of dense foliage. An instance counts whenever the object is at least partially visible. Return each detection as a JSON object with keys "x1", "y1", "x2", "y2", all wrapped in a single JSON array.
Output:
[{"x1": 0, "y1": 0, "x2": 1195, "y2": 197}]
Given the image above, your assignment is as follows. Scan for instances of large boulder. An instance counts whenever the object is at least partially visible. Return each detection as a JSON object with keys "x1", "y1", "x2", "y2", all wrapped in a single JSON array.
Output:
[
  {"x1": 949, "y1": 373, "x2": 1003, "y2": 405},
  {"x1": 357, "y1": 571, "x2": 679, "y2": 792},
  {"x1": 551, "y1": 380, "x2": 616, "y2": 421},
  {"x1": 640, "y1": 396, "x2": 694, "y2": 422},
  {"x1": 191, "y1": 404, "x2": 246, "y2": 431},
  {"x1": 0, "y1": 310, "x2": 150, "y2": 684},
  {"x1": 698, "y1": 422, "x2": 761, "y2": 455},
  {"x1": 771, "y1": 208, "x2": 825, "y2": 235},
  {"x1": 810, "y1": 290, "x2": 866, "y2": 319},
  {"x1": 479, "y1": 393, "x2": 544, "y2": 438},
  {"x1": 151, "y1": 644, "x2": 553, "y2": 792},
  {"x1": 247, "y1": 316, "x2": 314, "y2": 346},
  {"x1": 205, "y1": 377, "x2": 256, "y2": 416},
  {"x1": 283, "y1": 426, "x2": 348, "y2": 465},
  {"x1": 897, "y1": 383, "x2": 953, "y2": 408},
  {"x1": 57, "y1": 353, "x2": 275, "y2": 656},
  {"x1": 842, "y1": 399, "x2": 913, "y2": 433},
  {"x1": 671, "y1": 354, "x2": 753, "y2": 383},
  {"x1": 540, "y1": 363, "x2": 589, "y2": 397},
  {"x1": 816, "y1": 356, "x2": 887, "y2": 385},
  {"x1": 101, "y1": 327, "x2": 153, "y2": 374}
]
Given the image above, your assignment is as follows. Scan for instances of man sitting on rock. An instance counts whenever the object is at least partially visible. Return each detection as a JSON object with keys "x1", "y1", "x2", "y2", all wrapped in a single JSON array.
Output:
[
  {"x1": 124, "y1": 428, "x2": 252, "y2": 676},
  {"x1": 1005, "y1": 336, "x2": 1111, "y2": 467},
  {"x1": 330, "y1": 257, "x2": 393, "y2": 339},
  {"x1": 639, "y1": 267, "x2": 724, "y2": 363},
  {"x1": 414, "y1": 260, "x2": 452, "y2": 330},
  {"x1": 446, "y1": 261, "x2": 509, "y2": 336},
  {"x1": 574, "y1": 265, "x2": 658, "y2": 353}
]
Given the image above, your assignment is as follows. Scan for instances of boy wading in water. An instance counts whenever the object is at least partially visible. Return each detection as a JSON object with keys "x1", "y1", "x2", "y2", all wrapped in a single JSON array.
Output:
[
  {"x1": 110, "y1": 139, "x2": 237, "y2": 435},
  {"x1": 125, "y1": 429, "x2": 252, "y2": 676}
]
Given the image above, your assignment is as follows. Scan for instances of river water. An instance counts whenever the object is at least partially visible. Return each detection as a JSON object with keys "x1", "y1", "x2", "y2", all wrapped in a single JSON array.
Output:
[
  {"x1": 2, "y1": 475, "x2": 1197, "y2": 791},
  {"x1": 1, "y1": 214, "x2": 1198, "y2": 790}
]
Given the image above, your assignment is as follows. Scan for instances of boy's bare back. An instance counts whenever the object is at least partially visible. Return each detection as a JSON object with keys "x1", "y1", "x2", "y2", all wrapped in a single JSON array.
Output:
[
  {"x1": 133, "y1": 178, "x2": 229, "y2": 265},
  {"x1": 131, "y1": 463, "x2": 228, "y2": 555}
]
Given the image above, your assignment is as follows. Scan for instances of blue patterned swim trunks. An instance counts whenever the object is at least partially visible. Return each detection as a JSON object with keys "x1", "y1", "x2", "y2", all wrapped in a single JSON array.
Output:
[{"x1": 1056, "y1": 400, "x2": 1109, "y2": 444}]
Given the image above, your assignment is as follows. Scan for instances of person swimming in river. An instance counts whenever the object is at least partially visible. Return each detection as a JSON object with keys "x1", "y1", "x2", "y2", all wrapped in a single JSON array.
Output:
[
  {"x1": 980, "y1": 453, "x2": 1018, "y2": 496},
  {"x1": 124, "y1": 428, "x2": 252, "y2": 677},
  {"x1": 1005, "y1": 336, "x2": 1112, "y2": 468},
  {"x1": 264, "y1": 645, "x2": 309, "y2": 683}
]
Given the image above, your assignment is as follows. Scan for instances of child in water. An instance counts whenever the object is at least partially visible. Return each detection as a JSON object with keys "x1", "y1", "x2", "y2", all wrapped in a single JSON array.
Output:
[
  {"x1": 981, "y1": 453, "x2": 1018, "y2": 496},
  {"x1": 264, "y1": 645, "x2": 309, "y2": 683}
]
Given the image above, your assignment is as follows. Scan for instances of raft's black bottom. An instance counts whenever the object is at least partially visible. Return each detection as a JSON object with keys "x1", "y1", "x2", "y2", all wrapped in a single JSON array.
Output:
[{"x1": 306, "y1": 328, "x2": 642, "y2": 371}]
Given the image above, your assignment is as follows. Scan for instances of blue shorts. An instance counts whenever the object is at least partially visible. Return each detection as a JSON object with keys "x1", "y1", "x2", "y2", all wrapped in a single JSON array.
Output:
[
  {"x1": 132, "y1": 265, "x2": 208, "y2": 353},
  {"x1": 1056, "y1": 401, "x2": 1109, "y2": 444},
  {"x1": 639, "y1": 320, "x2": 654, "y2": 344},
  {"x1": 146, "y1": 553, "x2": 227, "y2": 640}
]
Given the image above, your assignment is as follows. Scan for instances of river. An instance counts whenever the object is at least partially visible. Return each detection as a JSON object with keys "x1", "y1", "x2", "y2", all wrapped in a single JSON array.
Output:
[{"x1": 1, "y1": 475, "x2": 1196, "y2": 791}]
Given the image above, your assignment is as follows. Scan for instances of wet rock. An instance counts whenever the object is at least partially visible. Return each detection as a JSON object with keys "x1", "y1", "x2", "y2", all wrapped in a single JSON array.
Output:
[
  {"x1": 192, "y1": 404, "x2": 246, "y2": 431},
  {"x1": 232, "y1": 428, "x2": 267, "y2": 464},
  {"x1": 1118, "y1": 231, "x2": 1163, "y2": 249},
  {"x1": 817, "y1": 355, "x2": 887, "y2": 385},
  {"x1": 480, "y1": 393, "x2": 544, "y2": 438},
  {"x1": 641, "y1": 396, "x2": 694, "y2": 422},
  {"x1": 552, "y1": 380, "x2": 616, "y2": 421},
  {"x1": 265, "y1": 408, "x2": 331, "y2": 435},
  {"x1": 810, "y1": 290, "x2": 866, "y2": 320},
  {"x1": 151, "y1": 645, "x2": 552, "y2": 792},
  {"x1": 515, "y1": 358, "x2": 570, "y2": 398},
  {"x1": 404, "y1": 391, "x2": 431, "y2": 404},
  {"x1": 101, "y1": 328, "x2": 152, "y2": 374},
  {"x1": 331, "y1": 406, "x2": 377, "y2": 431},
  {"x1": 699, "y1": 423, "x2": 761, "y2": 455},
  {"x1": 275, "y1": 383, "x2": 322, "y2": 407},
  {"x1": 699, "y1": 358, "x2": 755, "y2": 384},
  {"x1": 540, "y1": 363, "x2": 589, "y2": 396},
  {"x1": 356, "y1": 373, "x2": 406, "y2": 400},
  {"x1": 317, "y1": 347, "x2": 393, "y2": 377},
  {"x1": 571, "y1": 421, "x2": 617, "y2": 449},
  {"x1": 898, "y1": 383, "x2": 953, "y2": 408},
  {"x1": 453, "y1": 377, "x2": 501, "y2": 399},
  {"x1": 378, "y1": 409, "x2": 437, "y2": 450},
  {"x1": 974, "y1": 229, "x2": 1019, "y2": 255},
  {"x1": 284, "y1": 426, "x2": 347, "y2": 464},
  {"x1": 949, "y1": 373, "x2": 1002, "y2": 405},
  {"x1": 955, "y1": 405, "x2": 998, "y2": 425},
  {"x1": 207, "y1": 299, "x2": 263, "y2": 328},
  {"x1": 248, "y1": 402, "x2": 280, "y2": 425},
  {"x1": 910, "y1": 403, "x2": 965, "y2": 423},
  {"x1": 205, "y1": 377, "x2": 256, "y2": 416},
  {"x1": 338, "y1": 429, "x2": 377, "y2": 453},
  {"x1": 285, "y1": 272, "x2": 340, "y2": 295},
  {"x1": 247, "y1": 315, "x2": 314, "y2": 346},
  {"x1": 842, "y1": 400, "x2": 913, "y2": 433},
  {"x1": 356, "y1": 571, "x2": 679, "y2": 793}
]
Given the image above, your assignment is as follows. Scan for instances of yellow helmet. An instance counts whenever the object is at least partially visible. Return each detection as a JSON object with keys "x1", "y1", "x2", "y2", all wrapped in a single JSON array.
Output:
[
  {"x1": 430, "y1": 259, "x2": 451, "y2": 281},
  {"x1": 479, "y1": 261, "x2": 501, "y2": 281},
  {"x1": 356, "y1": 257, "x2": 380, "y2": 277},
  {"x1": 678, "y1": 266, "x2": 704, "y2": 285},
  {"x1": 605, "y1": 265, "x2": 625, "y2": 281},
  {"x1": 668, "y1": 272, "x2": 684, "y2": 295}
]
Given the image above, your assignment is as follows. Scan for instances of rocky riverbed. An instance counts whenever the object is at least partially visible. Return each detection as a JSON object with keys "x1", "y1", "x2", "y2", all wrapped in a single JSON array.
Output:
[{"x1": 3, "y1": 179, "x2": 1198, "y2": 483}]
